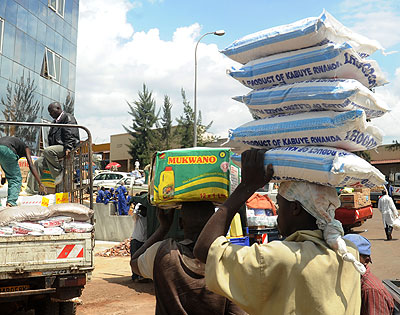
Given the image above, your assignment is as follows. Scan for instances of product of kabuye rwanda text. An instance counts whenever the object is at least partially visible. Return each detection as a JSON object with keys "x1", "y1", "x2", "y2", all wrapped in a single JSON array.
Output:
[
  {"x1": 221, "y1": 10, "x2": 381, "y2": 64},
  {"x1": 233, "y1": 79, "x2": 389, "y2": 120},
  {"x1": 227, "y1": 110, "x2": 382, "y2": 153},
  {"x1": 231, "y1": 146, "x2": 385, "y2": 189},
  {"x1": 227, "y1": 43, "x2": 387, "y2": 90},
  {"x1": 149, "y1": 148, "x2": 239, "y2": 207}
]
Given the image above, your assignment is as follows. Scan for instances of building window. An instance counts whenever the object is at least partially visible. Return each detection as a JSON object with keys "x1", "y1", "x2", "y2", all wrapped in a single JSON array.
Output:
[
  {"x1": 0, "y1": 18, "x2": 4, "y2": 54},
  {"x1": 48, "y1": 0, "x2": 65, "y2": 17},
  {"x1": 41, "y1": 48, "x2": 61, "y2": 83}
]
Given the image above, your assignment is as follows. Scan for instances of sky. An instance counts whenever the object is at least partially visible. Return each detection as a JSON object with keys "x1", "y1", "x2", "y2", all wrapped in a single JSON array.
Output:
[{"x1": 74, "y1": 0, "x2": 400, "y2": 145}]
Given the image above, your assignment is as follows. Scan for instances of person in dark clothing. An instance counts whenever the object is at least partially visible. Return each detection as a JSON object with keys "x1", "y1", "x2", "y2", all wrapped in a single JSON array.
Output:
[
  {"x1": 0, "y1": 136, "x2": 46, "y2": 206},
  {"x1": 130, "y1": 202, "x2": 246, "y2": 315},
  {"x1": 26, "y1": 102, "x2": 80, "y2": 194}
]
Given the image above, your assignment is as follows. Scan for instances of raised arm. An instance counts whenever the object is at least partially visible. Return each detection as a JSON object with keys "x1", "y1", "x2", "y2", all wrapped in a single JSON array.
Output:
[
  {"x1": 194, "y1": 149, "x2": 273, "y2": 263},
  {"x1": 25, "y1": 147, "x2": 47, "y2": 194},
  {"x1": 130, "y1": 208, "x2": 175, "y2": 276}
]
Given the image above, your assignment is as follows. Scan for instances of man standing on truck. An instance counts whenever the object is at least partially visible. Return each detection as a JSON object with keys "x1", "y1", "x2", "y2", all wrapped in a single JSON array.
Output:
[
  {"x1": 130, "y1": 202, "x2": 246, "y2": 315},
  {"x1": 377, "y1": 190, "x2": 399, "y2": 240},
  {"x1": 194, "y1": 149, "x2": 362, "y2": 315},
  {"x1": 343, "y1": 234, "x2": 395, "y2": 315},
  {"x1": 0, "y1": 136, "x2": 47, "y2": 206},
  {"x1": 26, "y1": 102, "x2": 80, "y2": 194}
]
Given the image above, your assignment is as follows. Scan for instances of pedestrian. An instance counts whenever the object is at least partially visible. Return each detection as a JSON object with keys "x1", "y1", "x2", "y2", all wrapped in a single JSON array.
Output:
[
  {"x1": 377, "y1": 190, "x2": 399, "y2": 240},
  {"x1": 135, "y1": 160, "x2": 140, "y2": 170},
  {"x1": 96, "y1": 186, "x2": 108, "y2": 204},
  {"x1": 130, "y1": 202, "x2": 246, "y2": 315},
  {"x1": 0, "y1": 136, "x2": 47, "y2": 206},
  {"x1": 130, "y1": 203, "x2": 147, "y2": 282},
  {"x1": 194, "y1": 149, "x2": 362, "y2": 315},
  {"x1": 116, "y1": 183, "x2": 128, "y2": 215},
  {"x1": 343, "y1": 234, "x2": 395, "y2": 315},
  {"x1": 26, "y1": 102, "x2": 80, "y2": 194}
]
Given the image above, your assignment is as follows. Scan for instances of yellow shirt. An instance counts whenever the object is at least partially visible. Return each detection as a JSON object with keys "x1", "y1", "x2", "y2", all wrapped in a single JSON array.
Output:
[{"x1": 205, "y1": 230, "x2": 361, "y2": 315}]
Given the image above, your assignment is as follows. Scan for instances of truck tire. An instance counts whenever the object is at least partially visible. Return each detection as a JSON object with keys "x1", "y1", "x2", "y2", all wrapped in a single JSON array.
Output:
[
  {"x1": 37, "y1": 299, "x2": 59, "y2": 315},
  {"x1": 59, "y1": 302, "x2": 77, "y2": 315}
]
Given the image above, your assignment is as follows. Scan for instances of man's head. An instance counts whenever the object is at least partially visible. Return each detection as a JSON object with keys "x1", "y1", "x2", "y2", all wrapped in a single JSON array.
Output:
[
  {"x1": 181, "y1": 201, "x2": 215, "y2": 241},
  {"x1": 48, "y1": 102, "x2": 63, "y2": 119},
  {"x1": 342, "y1": 234, "x2": 372, "y2": 267}
]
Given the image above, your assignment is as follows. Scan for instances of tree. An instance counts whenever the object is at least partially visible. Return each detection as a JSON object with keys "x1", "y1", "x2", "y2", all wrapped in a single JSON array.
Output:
[
  {"x1": 159, "y1": 95, "x2": 173, "y2": 150},
  {"x1": 0, "y1": 73, "x2": 41, "y2": 148},
  {"x1": 386, "y1": 140, "x2": 400, "y2": 151},
  {"x1": 175, "y1": 88, "x2": 215, "y2": 148},
  {"x1": 354, "y1": 151, "x2": 371, "y2": 162},
  {"x1": 123, "y1": 84, "x2": 159, "y2": 166},
  {"x1": 63, "y1": 92, "x2": 75, "y2": 115}
]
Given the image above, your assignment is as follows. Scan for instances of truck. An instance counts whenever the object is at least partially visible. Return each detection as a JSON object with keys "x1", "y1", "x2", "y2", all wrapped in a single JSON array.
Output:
[
  {"x1": 390, "y1": 172, "x2": 400, "y2": 209},
  {"x1": 0, "y1": 121, "x2": 94, "y2": 315}
]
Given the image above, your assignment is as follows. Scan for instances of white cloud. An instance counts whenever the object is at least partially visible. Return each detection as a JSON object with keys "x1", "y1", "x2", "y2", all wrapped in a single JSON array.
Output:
[{"x1": 75, "y1": 0, "x2": 250, "y2": 143}]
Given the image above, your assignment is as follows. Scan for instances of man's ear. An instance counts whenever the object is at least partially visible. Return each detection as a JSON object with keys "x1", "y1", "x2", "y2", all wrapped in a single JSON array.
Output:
[{"x1": 292, "y1": 201, "x2": 303, "y2": 216}]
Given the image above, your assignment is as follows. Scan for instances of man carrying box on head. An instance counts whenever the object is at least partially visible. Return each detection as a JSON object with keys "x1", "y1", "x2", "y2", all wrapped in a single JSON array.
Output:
[
  {"x1": 130, "y1": 202, "x2": 246, "y2": 315},
  {"x1": 0, "y1": 136, "x2": 47, "y2": 206},
  {"x1": 194, "y1": 149, "x2": 362, "y2": 315}
]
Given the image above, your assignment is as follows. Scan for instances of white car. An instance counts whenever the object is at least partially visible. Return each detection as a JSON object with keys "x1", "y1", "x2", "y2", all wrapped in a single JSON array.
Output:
[
  {"x1": 256, "y1": 183, "x2": 279, "y2": 205},
  {"x1": 93, "y1": 172, "x2": 132, "y2": 189}
]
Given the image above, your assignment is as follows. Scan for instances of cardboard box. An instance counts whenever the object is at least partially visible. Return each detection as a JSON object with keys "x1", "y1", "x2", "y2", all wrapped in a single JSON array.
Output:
[
  {"x1": 340, "y1": 192, "x2": 371, "y2": 209},
  {"x1": 149, "y1": 148, "x2": 232, "y2": 206}
]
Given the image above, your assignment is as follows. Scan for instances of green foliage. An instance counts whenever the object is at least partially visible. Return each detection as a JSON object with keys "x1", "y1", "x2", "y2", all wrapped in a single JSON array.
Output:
[
  {"x1": 123, "y1": 84, "x2": 160, "y2": 166},
  {"x1": 0, "y1": 73, "x2": 41, "y2": 148},
  {"x1": 63, "y1": 92, "x2": 75, "y2": 115},
  {"x1": 159, "y1": 95, "x2": 173, "y2": 150},
  {"x1": 175, "y1": 88, "x2": 215, "y2": 148},
  {"x1": 386, "y1": 140, "x2": 400, "y2": 151},
  {"x1": 354, "y1": 151, "x2": 371, "y2": 162}
]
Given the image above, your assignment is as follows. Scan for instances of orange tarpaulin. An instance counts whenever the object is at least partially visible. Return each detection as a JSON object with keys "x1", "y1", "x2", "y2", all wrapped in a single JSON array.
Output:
[{"x1": 246, "y1": 193, "x2": 277, "y2": 215}]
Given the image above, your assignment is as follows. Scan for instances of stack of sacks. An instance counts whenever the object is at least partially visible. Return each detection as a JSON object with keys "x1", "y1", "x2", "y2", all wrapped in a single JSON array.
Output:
[
  {"x1": 0, "y1": 203, "x2": 94, "y2": 236},
  {"x1": 223, "y1": 10, "x2": 388, "y2": 188}
]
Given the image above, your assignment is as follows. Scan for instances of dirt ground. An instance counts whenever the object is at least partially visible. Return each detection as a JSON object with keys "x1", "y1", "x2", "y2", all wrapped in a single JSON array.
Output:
[{"x1": 77, "y1": 208, "x2": 400, "y2": 315}]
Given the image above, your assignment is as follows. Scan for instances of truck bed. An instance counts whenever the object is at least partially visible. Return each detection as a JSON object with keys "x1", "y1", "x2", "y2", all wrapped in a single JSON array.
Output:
[{"x1": 0, "y1": 233, "x2": 93, "y2": 280}]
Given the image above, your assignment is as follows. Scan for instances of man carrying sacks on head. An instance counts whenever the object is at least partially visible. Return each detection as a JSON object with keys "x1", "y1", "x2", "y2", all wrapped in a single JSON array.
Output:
[{"x1": 194, "y1": 149, "x2": 362, "y2": 315}]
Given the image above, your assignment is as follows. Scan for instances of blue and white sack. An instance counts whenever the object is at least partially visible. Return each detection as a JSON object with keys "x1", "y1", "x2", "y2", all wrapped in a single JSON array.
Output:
[
  {"x1": 221, "y1": 10, "x2": 382, "y2": 64},
  {"x1": 231, "y1": 146, "x2": 386, "y2": 188},
  {"x1": 227, "y1": 110, "x2": 383, "y2": 153},
  {"x1": 233, "y1": 79, "x2": 389, "y2": 119},
  {"x1": 227, "y1": 43, "x2": 387, "y2": 90}
]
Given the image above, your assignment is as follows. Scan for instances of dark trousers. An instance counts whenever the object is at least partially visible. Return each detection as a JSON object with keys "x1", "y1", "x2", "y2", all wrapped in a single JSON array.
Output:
[
  {"x1": 130, "y1": 239, "x2": 144, "y2": 279},
  {"x1": 385, "y1": 224, "x2": 393, "y2": 240}
]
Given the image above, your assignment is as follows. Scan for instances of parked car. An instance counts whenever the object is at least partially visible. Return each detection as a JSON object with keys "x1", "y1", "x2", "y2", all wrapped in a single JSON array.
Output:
[
  {"x1": 114, "y1": 177, "x2": 148, "y2": 196},
  {"x1": 92, "y1": 171, "x2": 132, "y2": 189}
]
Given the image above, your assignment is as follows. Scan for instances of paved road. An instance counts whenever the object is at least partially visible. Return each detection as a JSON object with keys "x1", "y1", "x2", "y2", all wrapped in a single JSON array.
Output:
[{"x1": 77, "y1": 208, "x2": 399, "y2": 315}]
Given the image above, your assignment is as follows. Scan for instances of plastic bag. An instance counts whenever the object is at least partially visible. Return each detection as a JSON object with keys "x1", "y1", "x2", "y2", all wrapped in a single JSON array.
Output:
[
  {"x1": 63, "y1": 222, "x2": 93, "y2": 233},
  {"x1": 228, "y1": 43, "x2": 387, "y2": 90},
  {"x1": 233, "y1": 79, "x2": 389, "y2": 120},
  {"x1": 221, "y1": 10, "x2": 381, "y2": 64},
  {"x1": 231, "y1": 145, "x2": 386, "y2": 188},
  {"x1": 228, "y1": 110, "x2": 383, "y2": 153}
]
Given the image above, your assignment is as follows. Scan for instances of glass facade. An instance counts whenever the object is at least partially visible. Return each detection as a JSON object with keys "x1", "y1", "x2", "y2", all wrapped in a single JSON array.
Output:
[{"x1": 0, "y1": 0, "x2": 79, "y2": 151}]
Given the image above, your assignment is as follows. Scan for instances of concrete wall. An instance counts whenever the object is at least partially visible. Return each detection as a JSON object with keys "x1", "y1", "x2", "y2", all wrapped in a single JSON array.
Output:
[{"x1": 93, "y1": 203, "x2": 134, "y2": 242}]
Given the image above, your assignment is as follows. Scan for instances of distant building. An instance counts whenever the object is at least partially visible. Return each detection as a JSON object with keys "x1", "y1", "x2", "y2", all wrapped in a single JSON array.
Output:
[
  {"x1": 0, "y1": 0, "x2": 79, "y2": 151},
  {"x1": 367, "y1": 144, "x2": 400, "y2": 179}
]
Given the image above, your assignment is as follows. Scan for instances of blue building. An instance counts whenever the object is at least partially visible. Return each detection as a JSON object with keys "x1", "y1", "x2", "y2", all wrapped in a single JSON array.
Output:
[{"x1": 0, "y1": 0, "x2": 79, "y2": 150}]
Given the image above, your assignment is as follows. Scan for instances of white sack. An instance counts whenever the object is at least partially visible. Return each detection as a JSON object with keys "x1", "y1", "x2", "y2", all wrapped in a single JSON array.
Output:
[
  {"x1": 48, "y1": 203, "x2": 94, "y2": 222},
  {"x1": 0, "y1": 206, "x2": 52, "y2": 227},
  {"x1": 38, "y1": 216, "x2": 73, "y2": 228},
  {"x1": 63, "y1": 222, "x2": 93, "y2": 233},
  {"x1": 43, "y1": 227, "x2": 65, "y2": 235},
  {"x1": 0, "y1": 226, "x2": 13, "y2": 235},
  {"x1": 221, "y1": 10, "x2": 381, "y2": 64},
  {"x1": 231, "y1": 146, "x2": 386, "y2": 188},
  {"x1": 228, "y1": 110, "x2": 383, "y2": 153},
  {"x1": 234, "y1": 79, "x2": 389, "y2": 119},
  {"x1": 11, "y1": 222, "x2": 45, "y2": 235},
  {"x1": 17, "y1": 195, "x2": 56, "y2": 207},
  {"x1": 227, "y1": 43, "x2": 387, "y2": 90}
]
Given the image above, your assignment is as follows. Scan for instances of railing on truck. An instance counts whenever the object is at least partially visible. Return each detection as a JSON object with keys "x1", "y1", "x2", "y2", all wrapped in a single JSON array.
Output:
[{"x1": 0, "y1": 121, "x2": 94, "y2": 209}]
